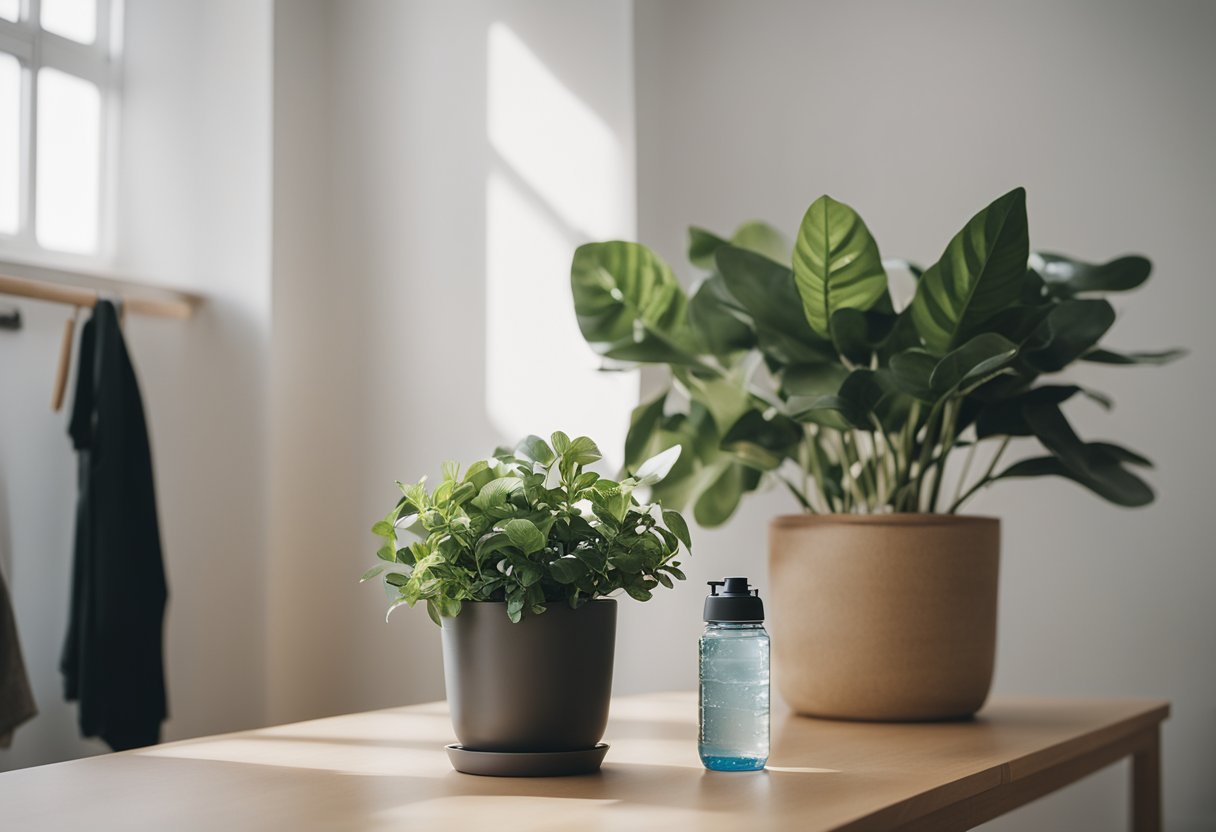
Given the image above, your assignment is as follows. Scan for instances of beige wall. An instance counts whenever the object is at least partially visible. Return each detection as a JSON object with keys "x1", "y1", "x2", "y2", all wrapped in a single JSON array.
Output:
[{"x1": 633, "y1": 2, "x2": 1216, "y2": 829}]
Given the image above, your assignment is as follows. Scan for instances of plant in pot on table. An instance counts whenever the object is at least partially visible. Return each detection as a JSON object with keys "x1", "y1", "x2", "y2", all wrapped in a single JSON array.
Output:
[
  {"x1": 363, "y1": 432, "x2": 691, "y2": 775},
  {"x1": 570, "y1": 186, "x2": 1182, "y2": 721}
]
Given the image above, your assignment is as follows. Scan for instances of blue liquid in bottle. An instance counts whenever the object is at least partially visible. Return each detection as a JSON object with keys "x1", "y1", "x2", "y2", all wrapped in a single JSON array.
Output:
[{"x1": 699, "y1": 578, "x2": 769, "y2": 771}]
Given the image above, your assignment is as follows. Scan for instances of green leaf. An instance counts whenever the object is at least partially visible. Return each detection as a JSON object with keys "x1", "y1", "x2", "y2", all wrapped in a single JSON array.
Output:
[
  {"x1": 565, "y1": 436, "x2": 603, "y2": 466},
  {"x1": 731, "y1": 221, "x2": 789, "y2": 264},
  {"x1": 888, "y1": 349, "x2": 938, "y2": 401},
  {"x1": 426, "y1": 599, "x2": 442, "y2": 626},
  {"x1": 1034, "y1": 253, "x2": 1151, "y2": 297},
  {"x1": 715, "y1": 245, "x2": 835, "y2": 364},
  {"x1": 688, "y1": 275, "x2": 755, "y2": 356},
  {"x1": 929, "y1": 333, "x2": 1019, "y2": 397},
  {"x1": 371, "y1": 520, "x2": 394, "y2": 538},
  {"x1": 625, "y1": 394, "x2": 667, "y2": 468},
  {"x1": 792, "y1": 195, "x2": 888, "y2": 339},
  {"x1": 515, "y1": 435, "x2": 555, "y2": 465},
  {"x1": 995, "y1": 453, "x2": 1153, "y2": 507},
  {"x1": 720, "y1": 410, "x2": 802, "y2": 470},
  {"x1": 571, "y1": 241, "x2": 700, "y2": 364},
  {"x1": 782, "y1": 363, "x2": 848, "y2": 398},
  {"x1": 693, "y1": 463, "x2": 758, "y2": 527},
  {"x1": 550, "y1": 431, "x2": 571, "y2": 454},
  {"x1": 623, "y1": 584, "x2": 653, "y2": 602},
  {"x1": 472, "y1": 477, "x2": 523, "y2": 511},
  {"x1": 1082, "y1": 347, "x2": 1187, "y2": 366},
  {"x1": 506, "y1": 592, "x2": 526, "y2": 623},
  {"x1": 503, "y1": 518, "x2": 547, "y2": 555},
  {"x1": 910, "y1": 187, "x2": 1029, "y2": 354},
  {"x1": 688, "y1": 226, "x2": 730, "y2": 270},
  {"x1": 549, "y1": 557, "x2": 588, "y2": 584},
  {"x1": 975, "y1": 385, "x2": 1109, "y2": 439},
  {"x1": 376, "y1": 544, "x2": 396, "y2": 563},
  {"x1": 830, "y1": 306, "x2": 897, "y2": 362},
  {"x1": 1020, "y1": 404, "x2": 1155, "y2": 506},
  {"x1": 661, "y1": 509, "x2": 692, "y2": 550},
  {"x1": 1024, "y1": 300, "x2": 1115, "y2": 373},
  {"x1": 635, "y1": 445, "x2": 683, "y2": 485},
  {"x1": 360, "y1": 565, "x2": 386, "y2": 583}
]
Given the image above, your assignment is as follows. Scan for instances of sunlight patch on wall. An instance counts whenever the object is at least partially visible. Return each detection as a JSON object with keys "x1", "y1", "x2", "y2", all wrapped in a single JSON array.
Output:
[{"x1": 485, "y1": 23, "x2": 636, "y2": 465}]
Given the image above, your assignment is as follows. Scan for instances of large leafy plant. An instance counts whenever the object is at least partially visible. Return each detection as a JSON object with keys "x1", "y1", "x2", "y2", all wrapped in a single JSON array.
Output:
[
  {"x1": 571, "y1": 188, "x2": 1183, "y2": 526},
  {"x1": 364, "y1": 432, "x2": 691, "y2": 624}
]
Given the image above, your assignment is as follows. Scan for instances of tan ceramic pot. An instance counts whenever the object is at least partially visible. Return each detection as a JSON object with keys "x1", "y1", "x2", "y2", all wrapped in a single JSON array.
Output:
[{"x1": 768, "y1": 514, "x2": 999, "y2": 721}]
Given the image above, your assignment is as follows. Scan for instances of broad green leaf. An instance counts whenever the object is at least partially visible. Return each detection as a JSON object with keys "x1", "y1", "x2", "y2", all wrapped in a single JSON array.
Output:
[
  {"x1": 503, "y1": 518, "x2": 546, "y2": 555},
  {"x1": 693, "y1": 463, "x2": 758, "y2": 527},
  {"x1": 636, "y1": 445, "x2": 682, "y2": 484},
  {"x1": 624, "y1": 394, "x2": 666, "y2": 467},
  {"x1": 571, "y1": 241, "x2": 699, "y2": 364},
  {"x1": 564, "y1": 436, "x2": 603, "y2": 466},
  {"x1": 688, "y1": 226, "x2": 730, "y2": 270},
  {"x1": 910, "y1": 187, "x2": 1029, "y2": 354},
  {"x1": 782, "y1": 363, "x2": 848, "y2": 398},
  {"x1": 549, "y1": 557, "x2": 588, "y2": 584},
  {"x1": 662, "y1": 509, "x2": 692, "y2": 550},
  {"x1": 785, "y1": 394, "x2": 854, "y2": 430},
  {"x1": 472, "y1": 477, "x2": 522, "y2": 511},
  {"x1": 550, "y1": 431, "x2": 571, "y2": 454},
  {"x1": 888, "y1": 349, "x2": 938, "y2": 401},
  {"x1": 1024, "y1": 300, "x2": 1115, "y2": 373},
  {"x1": 688, "y1": 275, "x2": 755, "y2": 356},
  {"x1": 975, "y1": 385, "x2": 1110, "y2": 439},
  {"x1": 995, "y1": 452, "x2": 1153, "y2": 507},
  {"x1": 376, "y1": 544, "x2": 395, "y2": 563},
  {"x1": 1021, "y1": 404, "x2": 1154, "y2": 506},
  {"x1": 830, "y1": 306, "x2": 897, "y2": 362},
  {"x1": 371, "y1": 520, "x2": 394, "y2": 538},
  {"x1": 929, "y1": 333, "x2": 1018, "y2": 397},
  {"x1": 731, "y1": 221, "x2": 789, "y2": 264},
  {"x1": 792, "y1": 195, "x2": 888, "y2": 339},
  {"x1": 515, "y1": 435, "x2": 554, "y2": 465},
  {"x1": 715, "y1": 245, "x2": 835, "y2": 364},
  {"x1": 360, "y1": 565, "x2": 386, "y2": 583},
  {"x1": 1082, "y1": 347, "x2": 1187, "y2": 366},
  {"x1": 1033, "y1": 252, "x2": 1151, "y2": 297},
  {"x1": 720, "y1": 410, "x2": 802, "y2": 470}
]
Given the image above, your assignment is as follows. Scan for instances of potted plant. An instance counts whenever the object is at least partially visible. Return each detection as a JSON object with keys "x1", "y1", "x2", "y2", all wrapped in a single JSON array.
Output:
[
  {"x1": 364, "y1": 431, "x2": 691, "y2": 774},
  {"x1": 570, "y1": 187, "x2": 1182, "y2": 721}
]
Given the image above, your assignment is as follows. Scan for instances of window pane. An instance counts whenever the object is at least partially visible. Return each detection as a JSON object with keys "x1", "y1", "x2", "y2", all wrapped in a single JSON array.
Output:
[
  {"x1": 0, "y1": 54, "x2": 18, "y2": 235},
  {"x1": 0, "y1": 0, "x2": 19, "y2": 22},
  {"x1": 36, "y1": 68, "x2": 101, "y2": 254},
  {"x1": 41, "y1": 0, "x2": 97, "y2": 44}
]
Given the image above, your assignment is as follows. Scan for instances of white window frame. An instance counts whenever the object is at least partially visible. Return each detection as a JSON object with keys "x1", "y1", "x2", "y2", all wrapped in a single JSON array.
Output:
[{"x1": 0, "y1": 0, "x2": 121, "y2": 268}]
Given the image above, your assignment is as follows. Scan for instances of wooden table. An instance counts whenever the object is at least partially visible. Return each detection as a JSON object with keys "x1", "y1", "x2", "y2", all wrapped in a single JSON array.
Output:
[{"x1": 0, "y1": 693, "x2": 1167, "y2": 831}]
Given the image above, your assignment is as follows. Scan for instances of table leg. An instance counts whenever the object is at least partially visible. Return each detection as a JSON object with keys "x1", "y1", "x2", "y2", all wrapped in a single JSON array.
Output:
[{"x1": 1131, "y1": 728, "x2": 1161, "y2": 832}]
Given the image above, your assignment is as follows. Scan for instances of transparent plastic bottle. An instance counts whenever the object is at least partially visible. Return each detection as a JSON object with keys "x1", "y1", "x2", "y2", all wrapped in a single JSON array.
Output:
[{"x1": 698, "y1": 577, "x2": 770, "y2": 771}]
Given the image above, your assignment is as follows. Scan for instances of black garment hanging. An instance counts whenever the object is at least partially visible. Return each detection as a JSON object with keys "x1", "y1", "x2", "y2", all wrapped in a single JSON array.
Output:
[{"x1": 62, "y1": 299, "x2": 168, "y2": 751}]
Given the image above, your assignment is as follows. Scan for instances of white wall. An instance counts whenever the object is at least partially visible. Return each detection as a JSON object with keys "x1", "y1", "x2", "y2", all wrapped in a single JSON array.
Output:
[
  {"x1": 266, "y1": 0, "x2": 638, "y2": 724},
  {"x1": 0, "y1": 0, "x2": 272, "y2": 769},
  {"x1": 633, "y1": 1, "x2": 1216, "y2": 830}
]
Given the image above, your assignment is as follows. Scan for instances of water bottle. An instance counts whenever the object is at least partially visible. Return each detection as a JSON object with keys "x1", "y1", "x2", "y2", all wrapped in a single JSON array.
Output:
[{"x1": 698, "y1": 576, "x2": 770, "y2": 771}]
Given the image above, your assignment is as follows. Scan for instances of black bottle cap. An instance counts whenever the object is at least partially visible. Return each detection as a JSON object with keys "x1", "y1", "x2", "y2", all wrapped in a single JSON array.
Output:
[{"x1": 704, "y1": 576, "x2": 764, "y2": 623}]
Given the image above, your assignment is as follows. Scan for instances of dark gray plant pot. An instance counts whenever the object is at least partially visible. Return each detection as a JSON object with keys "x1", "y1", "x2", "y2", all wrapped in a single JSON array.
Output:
[{"x1": 440, "y1": 598, "x2": 616, "y2": 752}]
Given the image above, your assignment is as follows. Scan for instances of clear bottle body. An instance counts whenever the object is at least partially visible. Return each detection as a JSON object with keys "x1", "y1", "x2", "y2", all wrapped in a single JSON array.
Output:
[{"x1": 698, "y1": 622, "x2": 769, "y2": 771}]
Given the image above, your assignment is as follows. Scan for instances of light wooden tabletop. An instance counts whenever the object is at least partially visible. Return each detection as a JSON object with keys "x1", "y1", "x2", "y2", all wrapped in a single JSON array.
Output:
[{"x1": 0, "y1": 693, "x2": 1168, "y2": 831}]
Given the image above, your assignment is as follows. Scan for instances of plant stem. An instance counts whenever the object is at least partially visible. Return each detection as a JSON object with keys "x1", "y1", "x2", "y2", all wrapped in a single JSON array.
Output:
[
  {"x1": 929, "y1": 400, "x2": 960, "y2": 513},
  {"x1": 948, "y1": 436, "x2": 1011, "y2": 514},
  {"x1": 912, "y1": 401, "x2": 945, "y2": 512},
  {"x1": 952, "y1": 438, "x2": 980, "y2": 510}
]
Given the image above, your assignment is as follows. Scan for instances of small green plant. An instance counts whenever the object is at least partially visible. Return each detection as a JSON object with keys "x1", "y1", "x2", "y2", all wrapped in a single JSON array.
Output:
[
  {"x1": 365, "y1": 432, "x2": 692, "y2": 624},
  {"x1": 570, "y1": 187, "x2": 1184, "y2": 526}
]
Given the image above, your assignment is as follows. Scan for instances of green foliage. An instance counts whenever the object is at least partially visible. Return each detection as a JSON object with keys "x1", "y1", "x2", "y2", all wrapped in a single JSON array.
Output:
[
  {"x1": 569, "y1": 190, "x2": 1184, "y2": 524},
  {"x1": 365, "y1": 433, "x2": 692, "y2": 624}
]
